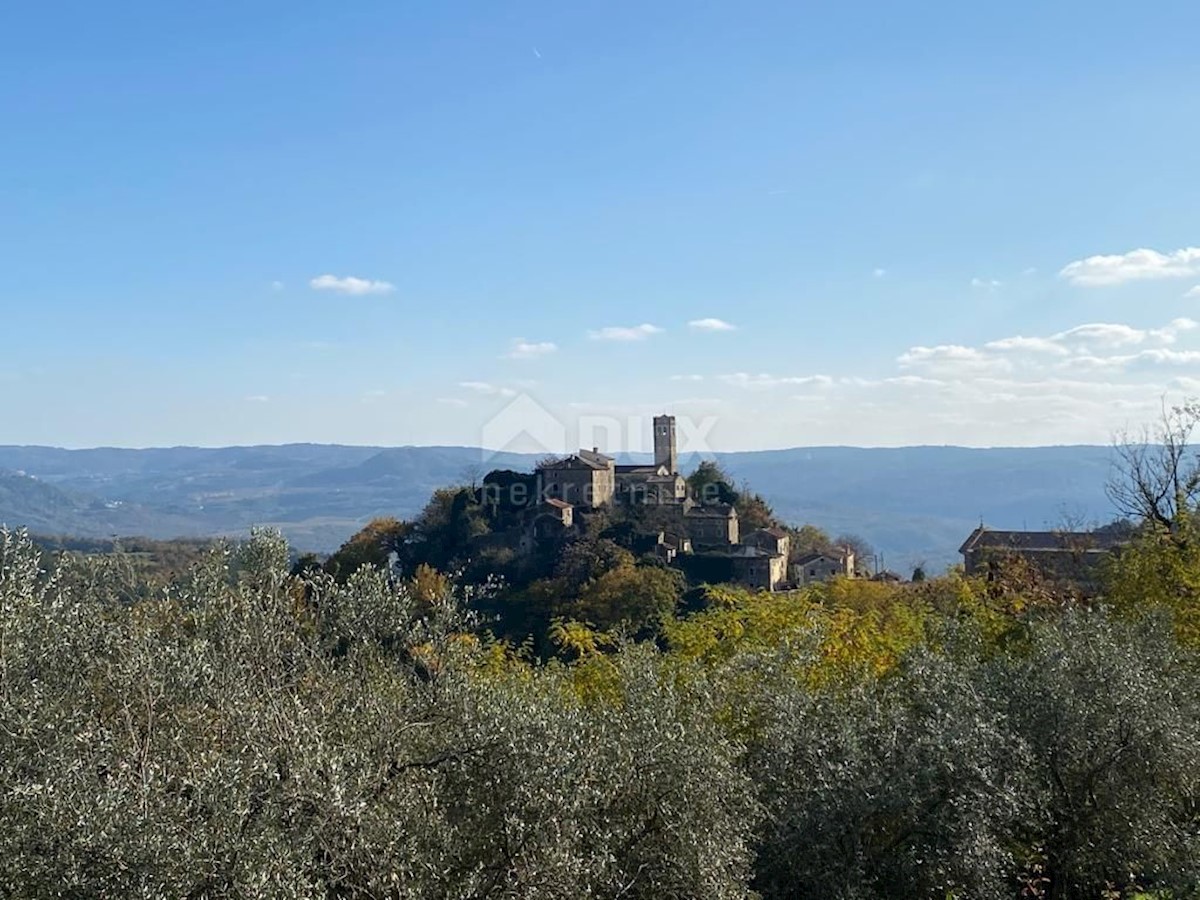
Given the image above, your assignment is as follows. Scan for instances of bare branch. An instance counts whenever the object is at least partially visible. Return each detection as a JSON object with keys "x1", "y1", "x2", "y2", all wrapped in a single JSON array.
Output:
[{"x1": 1107, "y1": 399, "x2": 1200, "y2": 533}]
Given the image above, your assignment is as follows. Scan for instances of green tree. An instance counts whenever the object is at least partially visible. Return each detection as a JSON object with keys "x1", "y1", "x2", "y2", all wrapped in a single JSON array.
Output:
[
  {"x1": 747, "y1": 647, "x2": 1034, "y2": 900},
  {"x1": 289, "y1": 550, "x2": 323, "y2": 578},
  {"x1": 323, "y1": 516, "x2": 410, "y2": 582},
  {"x1": 408, "y1": 486, "x2": 490, "y2": 571},
  {"x1": 571, "y1": 564, "x2": 685, "y2": 634},
  {"x1": 0, "y1": 528, "x2": 761, "y2": 899},
  {"x1": 735, "y1": 484, "x2": 778, "y2": 531},
  {"x1": 554, "y1": 537, "x2": 635, "y2": 592},
  {"x1": 1004, "y1": 610, "x2": 1200, "y2": 898},
  {"x1": 687, "y1": 460, "x2": 738, "y2": 506},
  {"x1": 787, "y1": 524, "x2": 834, "y2": 561},
  {"x1": 1105, "y1": 516, "x2": 1200, "y2": 646}
]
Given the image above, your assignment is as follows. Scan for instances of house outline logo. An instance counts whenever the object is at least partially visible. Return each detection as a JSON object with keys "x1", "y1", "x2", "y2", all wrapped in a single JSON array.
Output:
[{"x1": 480, "y1": 393, "x2": 568, "y2": 460}]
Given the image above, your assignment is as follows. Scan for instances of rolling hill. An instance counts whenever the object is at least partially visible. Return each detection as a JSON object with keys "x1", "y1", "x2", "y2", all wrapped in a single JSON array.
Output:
[{"x1": 0, "y1": 444, "x2": 1120, "y2": 572}]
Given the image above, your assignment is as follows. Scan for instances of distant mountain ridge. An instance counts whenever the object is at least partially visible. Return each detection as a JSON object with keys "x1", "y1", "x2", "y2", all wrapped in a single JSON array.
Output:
[{"x1": 0, "y1": 443, "x2": 1119, "y2": 571}]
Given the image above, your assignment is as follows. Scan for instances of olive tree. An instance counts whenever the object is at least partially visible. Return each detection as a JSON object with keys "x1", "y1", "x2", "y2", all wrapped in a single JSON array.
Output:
[
  {"x1": 1002, "y1": 609, "x2": 1200, "y2": 899},
  {"x1": 743, "y1": 644, "x2": 1033, "y2": 900},
  {"x1": 0, "y1": 529, "x2": 759, "y2": 899}
]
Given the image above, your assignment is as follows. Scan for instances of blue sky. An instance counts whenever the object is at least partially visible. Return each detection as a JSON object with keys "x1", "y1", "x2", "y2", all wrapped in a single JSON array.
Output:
[{"x1": 2, "y1": 1, "x2": 1199, "y2": 451}]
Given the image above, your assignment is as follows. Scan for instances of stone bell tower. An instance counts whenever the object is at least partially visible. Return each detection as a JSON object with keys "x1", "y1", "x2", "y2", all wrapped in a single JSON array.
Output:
[{"x1": 653, "y1": 414, "x2": 677, "y2": 474}]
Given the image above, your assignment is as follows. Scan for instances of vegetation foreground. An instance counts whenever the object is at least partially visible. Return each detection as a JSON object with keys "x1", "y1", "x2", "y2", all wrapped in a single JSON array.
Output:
[{"x1": 4, "y1": 517, "x2": 1200, "y2": 900}]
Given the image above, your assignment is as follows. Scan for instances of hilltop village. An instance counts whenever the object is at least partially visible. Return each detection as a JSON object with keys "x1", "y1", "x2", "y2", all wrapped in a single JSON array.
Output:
[{"x1": 475, "y1": 415, "x2": 853, "y2": 592}]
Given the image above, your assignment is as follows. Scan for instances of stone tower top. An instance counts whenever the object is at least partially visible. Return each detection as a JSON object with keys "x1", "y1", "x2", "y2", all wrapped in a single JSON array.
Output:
[{"x1": 653, "y1": 414, "x2": 677, "y2": 474}]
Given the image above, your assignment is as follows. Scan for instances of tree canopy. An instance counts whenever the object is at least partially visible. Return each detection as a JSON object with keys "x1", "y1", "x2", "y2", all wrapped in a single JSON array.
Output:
[{"x1": 5, "y1": 526, "x2": 1200, "y2": 898}]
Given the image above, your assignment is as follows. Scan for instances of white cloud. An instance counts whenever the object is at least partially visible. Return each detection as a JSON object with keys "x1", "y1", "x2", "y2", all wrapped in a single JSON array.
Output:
[
  {"x1": 900, "y1": 316, "x2": 1200, "y2": 382},
  {"x1": 459, "y1": 381, "x2": 517, "y2": 398},
  {"x1": 523, "y1": 314, "x2": 1200, "y2": 447},
  {"x1": 1059, "y1": 348, "x2": 1200, "y2": 372},
  {"x1": 1046, "y1": 318, "x2": 1197, "y2": 349},
  {"x1": 1056, "y1": 354, "x2": 1122, "y2": 372},
  {"x1": 505, "y1": 338, "x2": 558, "y2": 360},
  {"x1": 897, "y1": 345, "x2": 1012, "y2": 375},
  {"x1": 1186, "y1": 285, "x2": 1200, "y2": 298},
  {"x1": 310, "y1": 274, "x2": 395, "y2": 295},
  {"x1": 588, "y1": 324, "x2": 663, "y2": 341},
  {"x1": 891, "y1": 314, "x2": 1200, "y2": 386},
  {"x1": 1129, "y1": 348, "x2": 1200, "y2": 367},
  {"x1": 971, "y1": 277, "x2": 1002, "y2": 289},
  {"x1": 688, "y1": 317, "x2": 737, "y2": 332},
  {"x1": 245, "y1": 395, "x2": 270, "y2": 403},
  {"x1": 1154, "y1": 317, "x2": 1199, "y2": 342},
  {"x1": 841, "y1": 375, "x2": 948, "y2": 389},
  {"x1": 984, "y1": 335, "x2": 1069, "y2": 355},
  {"x1": 1059, "y1": 247, "x2": 1200, "y2": 286},
  {"x1": 1051, "y1": 322, "x2": 1148, "y2": 348},
  {"x1": 720, "y1": 373, "x2": 833, "y2": 390},
  {"x1": 883, "y1": 375, "x2": 946, "y2": 388},
  {"x1": 420, "y1": 313, "x2": 1200, "y2": 446},
  {"x1": 898, "y1": 344, "x2": 984, "y2": 365},
  {"x1": 437, "y1": 397, "x2": 469, "y2": 408}
]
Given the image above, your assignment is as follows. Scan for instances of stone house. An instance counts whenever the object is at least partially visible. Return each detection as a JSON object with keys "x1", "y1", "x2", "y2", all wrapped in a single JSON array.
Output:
[
  {"x1": 958, "y1": 526, "x2": 1125, "y2": 593},
  {"x1": 730, "y1": 544, "x2": 788, "y2": 591},
  {"x1": 683, "y1": 504, "x2": 740, "y2": 548},
  {"x1": 500, "y1": 499, "x2": 579, "y2": 556},
  {"x1": 662, "y1": 531, "x2": 692, "y2": 556},
  {"x1": 794, "y1": 548, "x2": 855, "y2": 585},
  {"x1": 735, "y1": 527, "x2": 792, "y2": 591},
  {"x1": 531, "y1": 498, "x2": 573, "y2": 534},
  {"x1": 614, "y1": 464, "x2": 687, "y2": 504},
  {"x1": 744, "y1": 527, "x2": 791, "y2": 562},
  {"x1": 538, "y1": 449, "x2": 615, "y2": 507}
]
